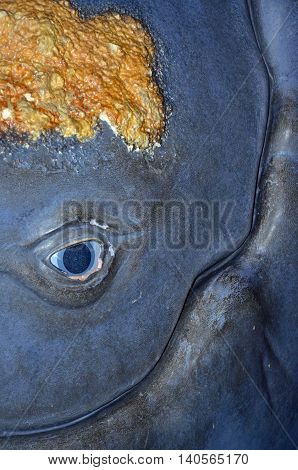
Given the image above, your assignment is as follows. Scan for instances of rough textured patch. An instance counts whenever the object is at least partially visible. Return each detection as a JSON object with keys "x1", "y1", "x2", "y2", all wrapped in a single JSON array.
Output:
[{"x1": 0, "y1": 0, "x2": 164, "y2": 149}]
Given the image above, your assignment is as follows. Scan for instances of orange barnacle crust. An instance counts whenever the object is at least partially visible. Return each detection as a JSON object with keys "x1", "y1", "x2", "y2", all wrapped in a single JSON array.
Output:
[{"x1": 0, "y1": 0, "x2": 165, "y2": 149}]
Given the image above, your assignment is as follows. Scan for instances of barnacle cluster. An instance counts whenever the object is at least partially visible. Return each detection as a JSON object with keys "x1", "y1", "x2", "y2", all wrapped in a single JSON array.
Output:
[{"x1": 0, "y1": 0, "x2": 165, "y2": 149}]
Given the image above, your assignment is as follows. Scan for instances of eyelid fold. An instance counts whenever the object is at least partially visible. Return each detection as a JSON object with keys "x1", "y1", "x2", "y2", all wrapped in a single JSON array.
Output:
[
  {"x1": 30, "y1": 219, "x2": 144, "y2": 255},
  {"x1": 21, "y1": 202, "x2": 145, "y2": 247}
]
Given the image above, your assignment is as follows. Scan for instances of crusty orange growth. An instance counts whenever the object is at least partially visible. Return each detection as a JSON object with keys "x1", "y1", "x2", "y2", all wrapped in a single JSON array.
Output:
[{"x1": 0, "y1": 0, "x2": 165, "y2": 149}]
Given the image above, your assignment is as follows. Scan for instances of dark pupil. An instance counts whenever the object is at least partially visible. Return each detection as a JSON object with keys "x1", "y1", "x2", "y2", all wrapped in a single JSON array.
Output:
[{"x1": 63, "y1": 243, "x2": 92, "y2": 275}]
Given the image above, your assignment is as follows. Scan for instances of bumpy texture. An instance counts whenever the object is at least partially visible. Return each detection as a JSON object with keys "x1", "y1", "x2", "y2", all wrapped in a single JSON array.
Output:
[{"x1": 0, "y1": 0, "x2": 165, "y2": 149}]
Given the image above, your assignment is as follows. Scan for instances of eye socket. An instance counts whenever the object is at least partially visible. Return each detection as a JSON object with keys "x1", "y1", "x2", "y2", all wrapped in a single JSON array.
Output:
[{"x1": 50, "y1": 240, "x2": 103, "y2": 281}]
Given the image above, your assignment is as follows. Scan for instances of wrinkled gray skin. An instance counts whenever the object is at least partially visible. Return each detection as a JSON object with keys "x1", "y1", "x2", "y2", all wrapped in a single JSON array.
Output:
[{"x1": 0, "y1": 0, "x2": 297, "y2": 449}]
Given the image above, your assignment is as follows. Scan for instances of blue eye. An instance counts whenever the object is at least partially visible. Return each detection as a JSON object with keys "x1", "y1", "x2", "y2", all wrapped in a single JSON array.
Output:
[{"x1": 50, "y1": 241, "x2": 103, "y2": 280}]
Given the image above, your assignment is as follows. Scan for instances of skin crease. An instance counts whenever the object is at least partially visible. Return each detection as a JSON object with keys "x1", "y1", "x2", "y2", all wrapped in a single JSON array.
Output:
[{"x1": 0, "y1": 0, "x2": 165, "y2": 149}]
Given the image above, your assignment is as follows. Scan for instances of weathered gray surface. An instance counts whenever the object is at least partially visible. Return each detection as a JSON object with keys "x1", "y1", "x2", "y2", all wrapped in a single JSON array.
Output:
[{"x1": 0, "y1": 0, "x2": 297, "y2": 449}]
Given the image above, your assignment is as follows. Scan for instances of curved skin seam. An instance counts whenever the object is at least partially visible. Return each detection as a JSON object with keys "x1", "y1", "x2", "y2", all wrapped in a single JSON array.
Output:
[{"x1": 1, "y1": 0, "x2": 273, "y2": 437}]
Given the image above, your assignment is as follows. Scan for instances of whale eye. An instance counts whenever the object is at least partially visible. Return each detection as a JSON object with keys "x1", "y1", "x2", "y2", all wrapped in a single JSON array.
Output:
[{"x1": 50, "y1": 241, "x2": 103, "y2": 281}]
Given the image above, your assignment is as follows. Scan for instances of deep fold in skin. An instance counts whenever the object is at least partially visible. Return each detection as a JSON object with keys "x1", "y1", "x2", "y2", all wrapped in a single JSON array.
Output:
[{"x1": 0, "y1": 0, "x2": 165, "y2": 149}]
